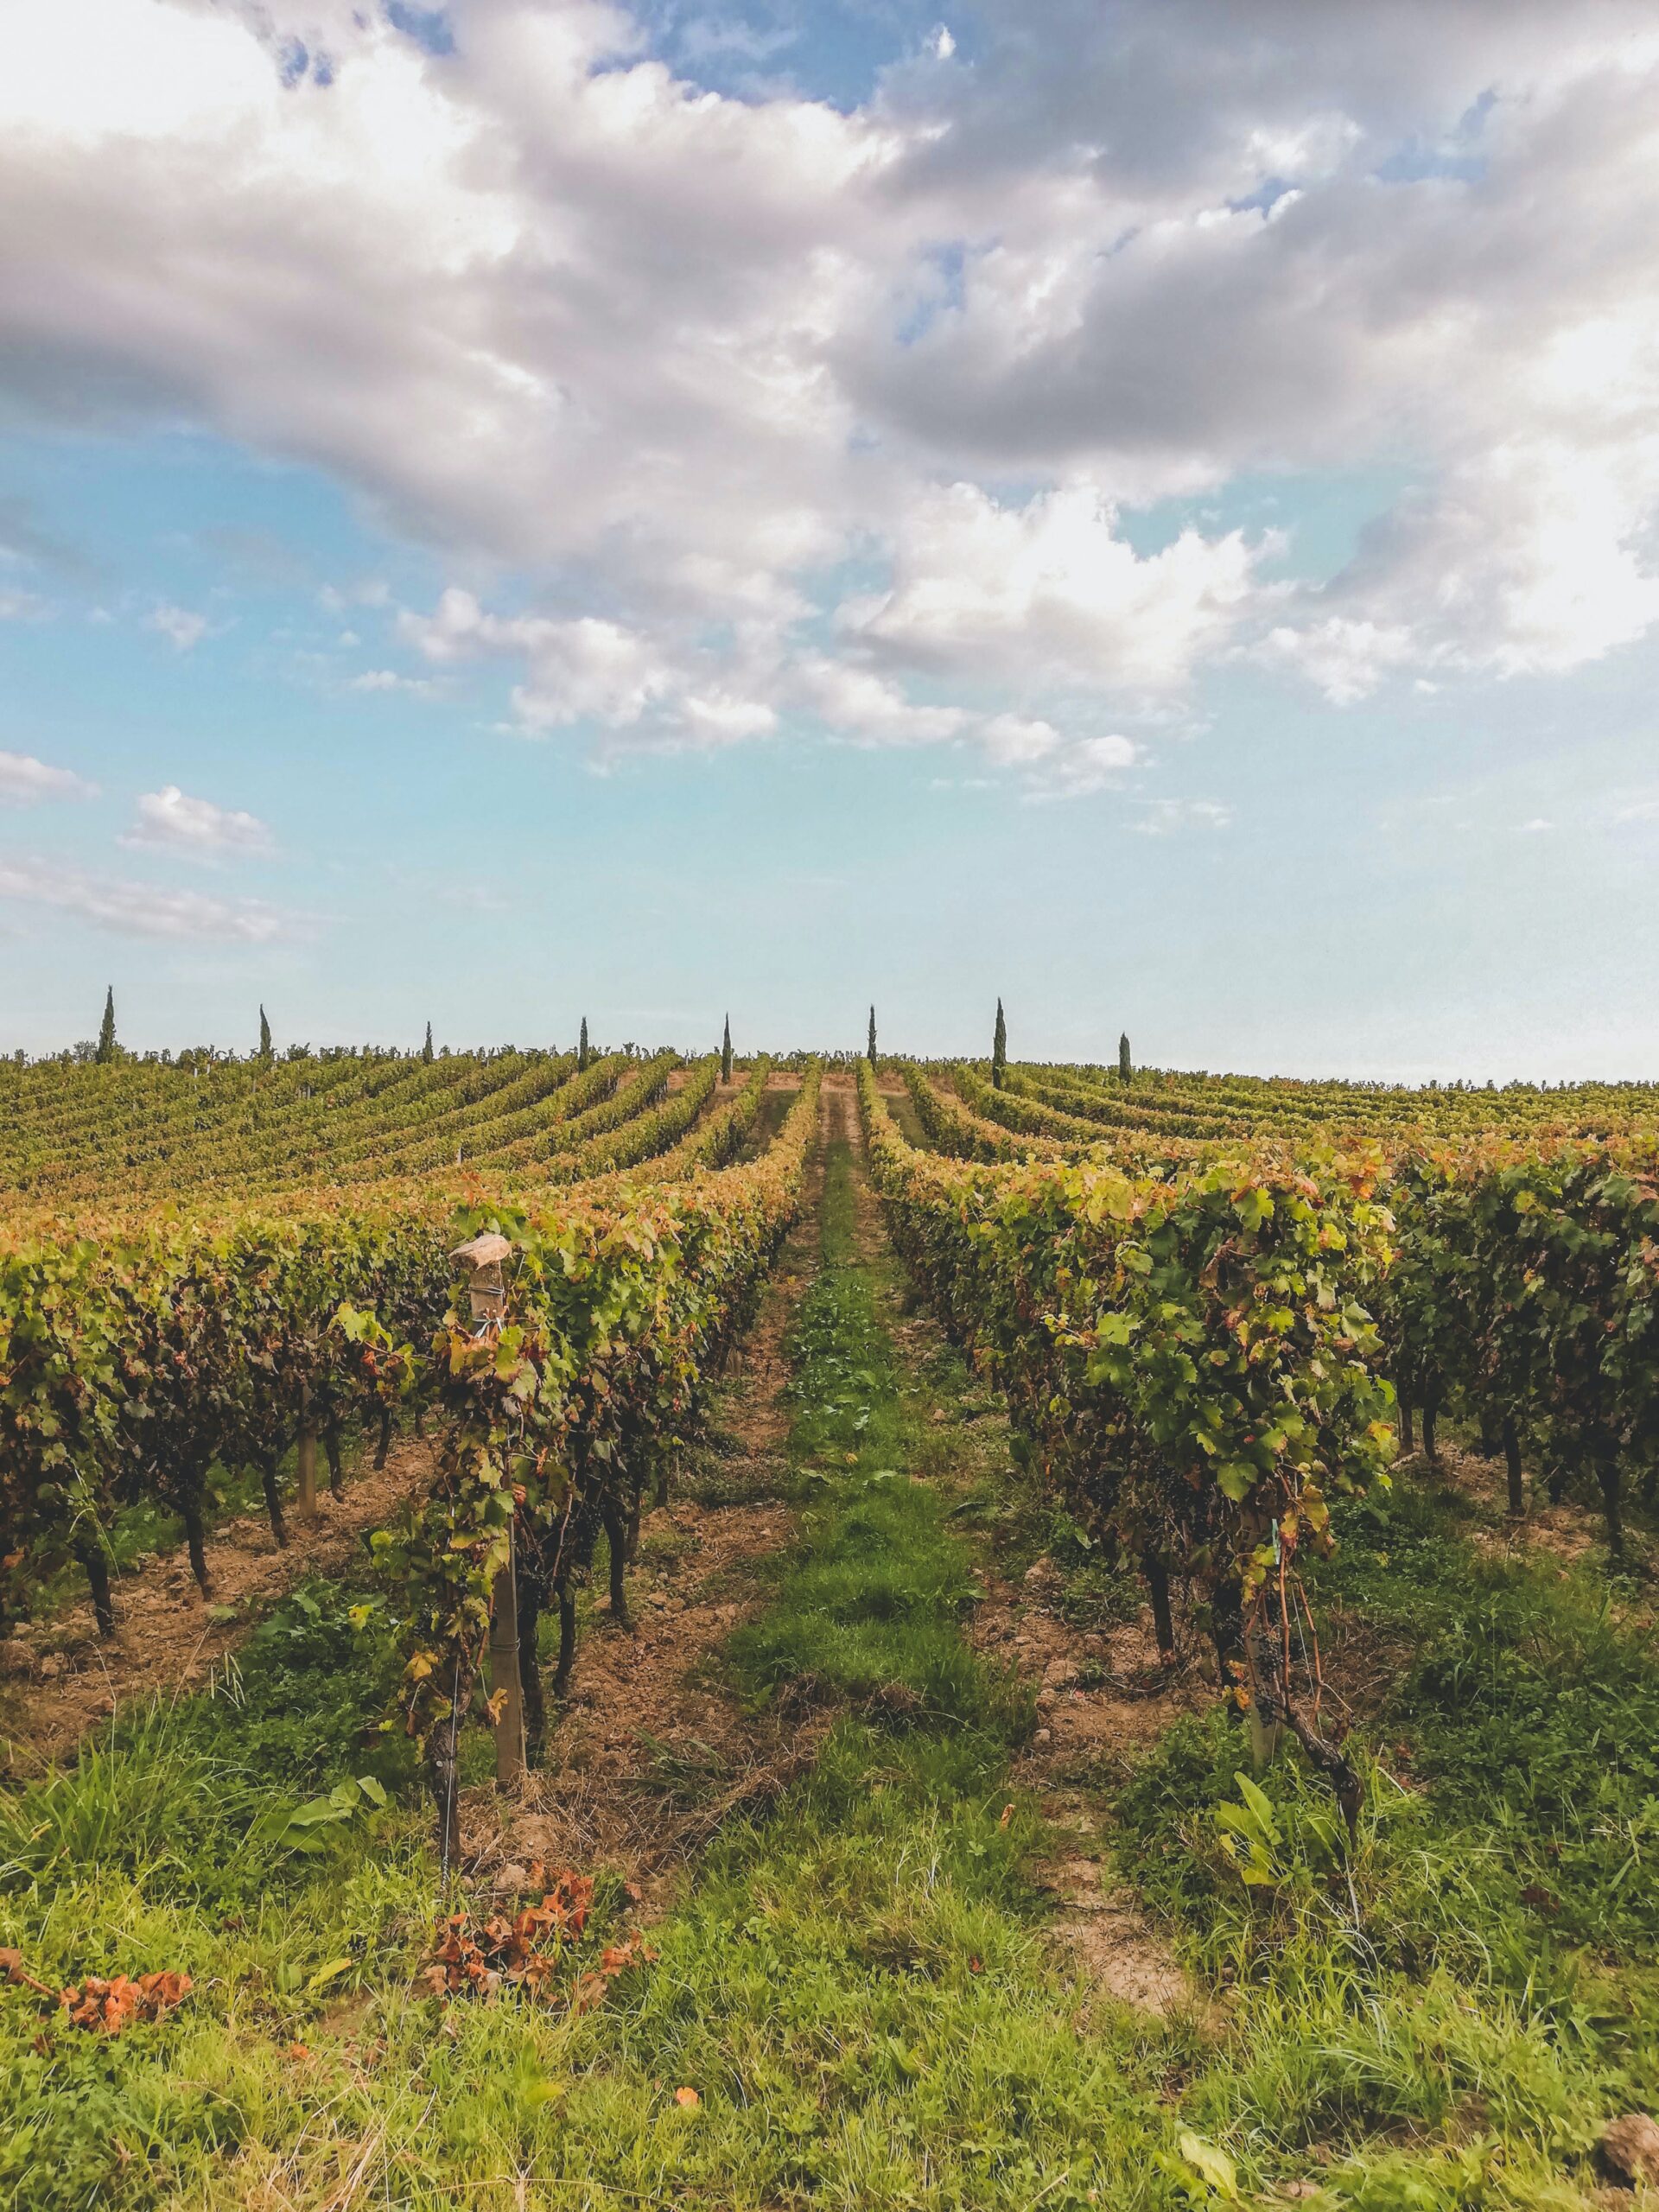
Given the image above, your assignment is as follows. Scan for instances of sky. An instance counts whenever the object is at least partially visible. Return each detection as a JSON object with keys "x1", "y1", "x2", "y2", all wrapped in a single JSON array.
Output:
[{"x1": 3, "y1": 0, "x2": 1659, "y2": 1078}]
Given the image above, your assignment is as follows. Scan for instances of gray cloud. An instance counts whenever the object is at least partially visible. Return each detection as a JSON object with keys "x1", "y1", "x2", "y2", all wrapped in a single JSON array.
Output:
[{"x1": 0, "y1": 493, "x2": 94, "y2": 579}]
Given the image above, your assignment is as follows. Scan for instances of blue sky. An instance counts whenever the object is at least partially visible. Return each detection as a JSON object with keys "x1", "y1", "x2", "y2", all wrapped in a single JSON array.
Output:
[{"x1": 3, "y1": 0, "x2": 1659, "y2": 1077}]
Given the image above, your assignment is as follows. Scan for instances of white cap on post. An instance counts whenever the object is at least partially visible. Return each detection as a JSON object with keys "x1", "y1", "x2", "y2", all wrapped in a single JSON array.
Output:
[{"x1": 451, "y1": 1230, "x2": 512, "y2": 1325}]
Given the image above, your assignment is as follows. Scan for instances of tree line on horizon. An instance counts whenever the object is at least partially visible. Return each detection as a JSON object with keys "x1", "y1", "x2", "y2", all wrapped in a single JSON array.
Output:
[{"x1": 48, "y1": 990, "x2": 1136, "y2": 1082}]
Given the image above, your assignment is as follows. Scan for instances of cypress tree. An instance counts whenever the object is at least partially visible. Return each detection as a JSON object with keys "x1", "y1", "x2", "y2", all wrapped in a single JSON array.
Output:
[
  {"x1": 422, "y1": 1020, "x2": 434, "y2": 1064},
  {"x1": 1119, "y1": 1032, "x2": 1132, "y2": 1085},
  {"x1": 578, "y1": 1017, "x2": 589, "y2": 1074},
  {"x1": 258, "y1": 1005, "x2": 272, "y2": 1058},
  {"x1": 992, "y1": 998, "x2": 1007, "y2": 1090},
  {"x1": 721, "y1": 1014, "x2": 732, "y2": 1084},
  {"x1": 95, "y1": 987, "x2": 117, "y2": 1065},
  {"x1": 868, "y1": 1005, "x2": 877, "y2": 1070}
]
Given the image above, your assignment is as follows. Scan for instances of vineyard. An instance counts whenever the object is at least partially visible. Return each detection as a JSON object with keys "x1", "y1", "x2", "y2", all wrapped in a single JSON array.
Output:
[{"x1": 3, "y1": 1040, "x2": 1658, "y2": 2210}]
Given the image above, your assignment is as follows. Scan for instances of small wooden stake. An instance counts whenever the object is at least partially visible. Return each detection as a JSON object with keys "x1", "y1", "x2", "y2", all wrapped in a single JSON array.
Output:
[
  {"x1": 491, "y1": 1532, "x2": 525, "y2": 1787},
  {"x1": 296, "y1": 1419, "x2": 319, "y2": 1520},
  {"x1": 1248, "y1": 1704, "x2": 1282, "y2": 1772}
]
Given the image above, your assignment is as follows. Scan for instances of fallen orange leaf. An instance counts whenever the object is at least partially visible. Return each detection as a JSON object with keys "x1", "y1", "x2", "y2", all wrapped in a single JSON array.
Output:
[{"x1": 57, "y1": 1969, "x2": 192, "y2": 2035}]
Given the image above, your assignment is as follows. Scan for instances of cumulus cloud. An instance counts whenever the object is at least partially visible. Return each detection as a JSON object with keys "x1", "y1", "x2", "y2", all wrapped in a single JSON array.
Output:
[
  {"x1": 403, "y1": 588, "x2": 690, "y2": 731},
  {"x1": 509, "y1": 622, "x2": 678, "y2": 731},
  {"x1": 1033, "y1": 734, "x2": 1141, "y2": 798},
  {"x1": 121, "y1": 785, "x2": 273, "y2": 856},
  {"x1": 790, "y1": 656, "x2": 966, "y2": 745},
  {"x1": 0, "y1": 749, "x2": 98, "y2": 803},
  {"x1": 841, "y1": 483, "x2": 1263, "y2": 693},
  {"x1": 3, "y1": 0, "x2": 1659, "y2": 760},
  {"x1": 673, "y1": 692, "x2": 779, "y2": 745},
  {"x1": 976, "y1": 715, "x2": 1139, "y2": 798},
  {"x1": 1260, "y1": 448, "x2": 1659, "y2": 700},
  {"x1": 400, "y1": 585, "x2": 788, "y2": 745},
  {"x1": 0, "y1": 855, "x2": 286, "y2": 940},
  {"x1": 147, "y1": 603, "x2": 210, "y2": 651},
  {"x1": 1250, "y1": 617, "x2": 1416, "y2": 706}
]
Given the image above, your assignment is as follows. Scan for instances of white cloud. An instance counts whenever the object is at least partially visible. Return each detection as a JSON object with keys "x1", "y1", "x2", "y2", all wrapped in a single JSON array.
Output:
[
  {"x1": 1135, "y1": 798, "x2": 1232, "y2": 836},
  {"x1": 791, "y1": 656, "x2": 967, "y2": 745},
  {"x1": 1250, "y1": 617, "x2": 1415, "y2": 706},
  {"x1": 979, "y1": 714, "x2": 1064, "y2": 767},
  {"x1": 402, "y1": 590, "x2": 683, "y2": 729},
  {"x1": 347, "y1": 667, "x2": 435, "y2": 695},
  {"x1": 511, "y1": 621, "x2": 678, "y2": 731},
  {"x1": 401, "y1": 585, "x2": 789, "y2": 746},
  {"x1": 675, "y1": 692, "x2": 778, "y2": 744},
  {"x1": 841, "y1": 484, "x2": 1263, "y2": 693},
  {"x1": 978, "y1": 716, "x2": 1139, "y2": 798},
  {"x1": 1036, "y1": 734, "x2": 1141, "y2": 797},
  {"x1": 1262, "y1": 448, "x2": 1659, "y2": 701},
  {"x1": 121, "y1": 784, "x2": 273, "y2": 857},
  {"x1": 147, "y1": 603, "x2": 209, "y2": 651},
  {"x1": 0, "y1": 588, "x2": 47, "y2": 621},
  {"x1": 1516, "y1": 817, "x2": 1555, "y2": 835},
  {"x1": 0, "y1": 749, "x2": 98, "y2": 803},
  {"x1": 0, "y1": 855, "x2": 286, "y2": 941}
]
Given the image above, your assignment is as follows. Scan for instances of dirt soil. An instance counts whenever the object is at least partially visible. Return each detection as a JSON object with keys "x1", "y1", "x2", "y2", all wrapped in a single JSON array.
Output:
[
  {"x1": 1423, "y1": 1437, "x2": 1605, "y2": 1567},
  {"x1": 970, "y1": 1565, "x2": 1205, "y2": 2018},
  {"x1": 822, "y1": 1065, "x2": 907, "y2": 1100},
  {"x1": 467, "y1": 1096, "x2": 827, "y2": 1903},
  {"x1": 0, "y1": 1440, "x2": 439, "y2": 1776}
]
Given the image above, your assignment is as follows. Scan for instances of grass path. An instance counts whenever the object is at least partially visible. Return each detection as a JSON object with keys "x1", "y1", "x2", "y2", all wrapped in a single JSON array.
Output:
[{"x1": 514, "y1": 1109, "x2": 1200, "y2": 2209}]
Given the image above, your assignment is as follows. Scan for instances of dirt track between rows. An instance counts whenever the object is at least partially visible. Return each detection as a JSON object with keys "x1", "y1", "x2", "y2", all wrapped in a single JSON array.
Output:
[
  {"x1": 467, "y1": 1092, "x2": 831, "y2": 1899},
  {"x1": 0, "y1": 1440, "x2": 436, "y2": 1775}
]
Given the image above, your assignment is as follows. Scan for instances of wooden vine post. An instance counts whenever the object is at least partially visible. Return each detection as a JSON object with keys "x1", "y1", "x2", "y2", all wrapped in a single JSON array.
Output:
[
  {"x1": 452, "y1": 1231, "x2": 525, "y2": 1788},
  {"x1": 490, "y1": 1528, "x2": 525, "y2": 1787},
  {"x1": 296, "y1": 1395, "x2": 320, "y2": 1521}
]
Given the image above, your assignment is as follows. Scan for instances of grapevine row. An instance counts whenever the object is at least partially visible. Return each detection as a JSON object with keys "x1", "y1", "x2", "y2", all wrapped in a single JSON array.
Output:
[
  {"x1": 0, "y1": 1056, "x2": 755, "y2": 1623},
  {"x1": 859, "y1": 1062, "x2": 1395, "y2": 1823},
  {"x1": 905, "y1": 1051, "x2": 1659, "y2": 1587},
  {"x1": 385, "y1": 1065, "x2": 821, "y2": 1851}
]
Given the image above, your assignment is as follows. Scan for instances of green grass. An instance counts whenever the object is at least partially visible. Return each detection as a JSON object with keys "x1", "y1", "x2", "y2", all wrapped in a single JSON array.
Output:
[
  {"x1": 728, "y1": 1161, "x2": 1025, "y2": 1736},
  {"x1": 1106, "y1": 1468, "x2": 1659, "y2": 2209},
  {"x1": 0, "y1": 1583, "x2": 432, "y2": 2209}
]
